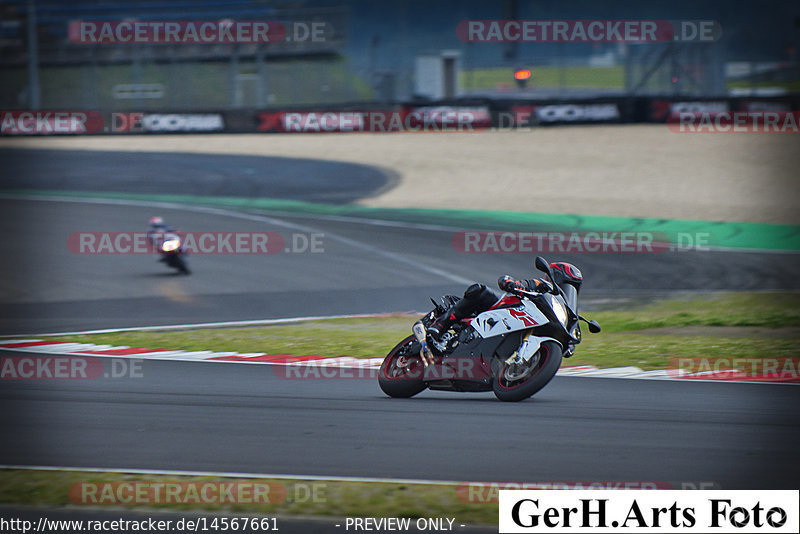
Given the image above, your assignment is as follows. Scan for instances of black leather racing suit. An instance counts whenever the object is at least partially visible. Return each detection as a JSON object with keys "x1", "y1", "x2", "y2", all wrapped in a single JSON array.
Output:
[{"x1": 429, "y1": 277, "x2": 549, "y2": 338}]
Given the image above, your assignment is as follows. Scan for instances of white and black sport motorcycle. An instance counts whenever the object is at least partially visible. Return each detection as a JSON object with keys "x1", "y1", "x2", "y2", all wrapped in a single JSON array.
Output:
[{"x1": 378, "y1": 257, "x2": 600, "y2": 402}]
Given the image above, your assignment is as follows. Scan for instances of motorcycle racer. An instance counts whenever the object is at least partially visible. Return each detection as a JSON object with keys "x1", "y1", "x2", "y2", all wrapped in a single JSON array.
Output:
[
  {"x1": 147, "y1": 216, "x2": 175, "y2": 259},
  {"x1": 427, "y1": 275, "x2": 551, "y2": 342},
  {"x1": 147, "y1": 216, "x2": 173, "y2": 239}
]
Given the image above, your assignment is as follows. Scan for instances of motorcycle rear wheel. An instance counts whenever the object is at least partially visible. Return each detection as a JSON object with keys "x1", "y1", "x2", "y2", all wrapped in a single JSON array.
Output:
[
  {"x1": 492, "y1": 341, "x2": 562, "y2": 402},
  {"x1": 378, "y1": 335, "x2": 427, "y2": 398}
]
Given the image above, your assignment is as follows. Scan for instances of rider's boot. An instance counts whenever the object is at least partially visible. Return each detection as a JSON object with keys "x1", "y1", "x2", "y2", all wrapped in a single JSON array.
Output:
[
  {"x1": 428, "y1": 283, "x2": 499, "y2": 342},
  {"x1": 427, "y1": 308, "x2": 458, "y2": 342}
]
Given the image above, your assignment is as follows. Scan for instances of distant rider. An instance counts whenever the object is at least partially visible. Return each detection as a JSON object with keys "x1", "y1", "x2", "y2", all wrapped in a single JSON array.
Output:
[
  {"x1": 147, "y1": 216, "x2": 174, "y2": 259},
  {"x1": 427, "y1": 275, "x2": 551, "y2": 342}
]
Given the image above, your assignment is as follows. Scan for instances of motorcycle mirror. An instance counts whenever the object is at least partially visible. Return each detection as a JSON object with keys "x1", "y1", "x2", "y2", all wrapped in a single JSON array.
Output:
[
  {"x1": 587, "y1": 320, "x2": 601, "y2": 333},
  {"x1": 534, "y1": 256, "x2": 550, "y2": 274},
  {"x1": 534, "y1": 256, "x2": 560, "y2": 294}
]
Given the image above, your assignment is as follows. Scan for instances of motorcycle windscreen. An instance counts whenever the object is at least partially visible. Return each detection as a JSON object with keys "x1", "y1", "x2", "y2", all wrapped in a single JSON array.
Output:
[{"x1": 561, "y1": 283, "x2": 578, "y2": 312}]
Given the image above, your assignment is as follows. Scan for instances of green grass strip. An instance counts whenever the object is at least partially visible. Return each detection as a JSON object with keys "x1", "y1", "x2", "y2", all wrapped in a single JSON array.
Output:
[
  {"x1": 3, "y1": 189, "x2": 799, "y2": 251},
  {"x1": 0, "y1": 469, "x2": 495, "y2": 524},
  {"x1": 4, "y1": 293, "x2": 798, "y2": 373},
  {"x1": 460, "y1": 66, "x2": 625, "y2": 89}
]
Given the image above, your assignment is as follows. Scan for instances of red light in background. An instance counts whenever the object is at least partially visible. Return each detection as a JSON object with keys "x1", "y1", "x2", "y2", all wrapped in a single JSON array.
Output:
[{"x1": 514, "y1": 69, "x2": 532, "y2": 80}]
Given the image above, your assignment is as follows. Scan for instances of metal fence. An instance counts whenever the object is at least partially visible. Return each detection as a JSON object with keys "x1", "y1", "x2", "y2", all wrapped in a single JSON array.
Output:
[
  {"x1": 1, "y1": 0, "x2": 357, "y2": 110},
  {"x1": 2, "y1": 1, "x2": 792, "y2": 110}
]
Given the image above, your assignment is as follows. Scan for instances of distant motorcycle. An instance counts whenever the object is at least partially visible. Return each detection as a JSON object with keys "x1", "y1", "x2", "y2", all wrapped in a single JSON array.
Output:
[
  {"x1": 155, "y1": 232, "x2": 190, "y2": 275},
  {"x1": 378, "y1": 257, "x2": 600, "y2": 402}
]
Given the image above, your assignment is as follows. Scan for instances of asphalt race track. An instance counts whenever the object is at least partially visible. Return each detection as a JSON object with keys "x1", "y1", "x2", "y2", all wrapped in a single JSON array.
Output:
[
  {"x1": 2, "y1": 148, "x2": 800, "y2": 335},
  {"x1": 0, "y1": 148, "x2": 397, "y2": 205},
  {"x1": 0, "y1": 356, "x2": 798, "y2": 490},
  {"x1": 1, "y1": 196, "x2": 799, "y2": 335},
  {"x1": 1, "y1": 148, "x2": 799, "y2": 526}
]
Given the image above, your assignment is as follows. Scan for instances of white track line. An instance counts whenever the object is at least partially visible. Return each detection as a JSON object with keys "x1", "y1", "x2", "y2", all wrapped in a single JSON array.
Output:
[
  {"x1": 0, "y1": 465, "x2": 467, "y2": 487},
  {"x1": 0, "y1": 194, "x2": 475, "y2": 284},
  {"x1": 1, "y1": 195, "x2": 796, "y2": 383},
  {"x1": 1, "y1": 341, "x2": 796, "y2": 384},
  {"x1": 3, "y1": 313, "x2": 417, "y2": 338},
  {"x1": 1, "y1": 192, "x2": 796, "y2": 255}
]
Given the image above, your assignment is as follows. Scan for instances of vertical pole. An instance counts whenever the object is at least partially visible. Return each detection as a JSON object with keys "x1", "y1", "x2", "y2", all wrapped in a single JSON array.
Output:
[
  {"x1": 89, "y1": 51, "x2": 98, "y2": 109},
  {"x1": 81, "y1": 56, "x2": 90, "y2": 109},
  {"x1": 132, "y1": 45, "x2": 143, "y2": 109},
  {"x1": 256, "y1": 47, "x2": 265, "y2": 108},
  {"x1": 169, "y1": 46, "x2": 178, "y2": 109},
  {"x1": 27, "y1": 0, "x2": 40, "y2": 109},
  {"x1": 230, "y1": 45, "x2": 240, "y2": 108},
  {"x1": 466, "y1": 42, "x2": 473, "y2": 92},
  {"x1": 369, "y1": 35, "x2": 379, "y2": 99},
  {"x1": 623, "y1": 43, "x2": 632, "y2": 95},
  {"x1": 557, "y1": 42, "x2": 566, "y2": 97}
]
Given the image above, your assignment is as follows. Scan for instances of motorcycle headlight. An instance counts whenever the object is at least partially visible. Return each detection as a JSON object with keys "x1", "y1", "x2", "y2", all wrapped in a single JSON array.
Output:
[
  {"x1": 161, "y1": 239, "x2": 181, "y2": 252},
  {"x1": 550, "y1": 296, "x2": 568, "y2": 326}
]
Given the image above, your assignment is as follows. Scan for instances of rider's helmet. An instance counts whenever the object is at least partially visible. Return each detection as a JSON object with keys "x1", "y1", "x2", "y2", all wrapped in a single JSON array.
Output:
[{"x1": 149, "y1": 216, "x2": 165, "y2": 228}]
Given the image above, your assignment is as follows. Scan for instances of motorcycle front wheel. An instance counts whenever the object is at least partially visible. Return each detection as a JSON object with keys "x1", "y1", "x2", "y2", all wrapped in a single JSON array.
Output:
[
  {"x1": 378, "y1": 335, "x2": 427, "y2": 398},
  {"x1": 169, "y1": 254, "x2": 191, "y2": 275},
  {"x1": 492, "y1": 341, "x2": 562, "y2": 402}
]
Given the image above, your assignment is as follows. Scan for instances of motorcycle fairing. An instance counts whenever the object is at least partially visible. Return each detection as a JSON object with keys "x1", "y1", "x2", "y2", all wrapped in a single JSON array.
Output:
[
  {"x1": 515, "y1": 334, "x2": 560, "y2": 362},
  {"x1": 425, "y1": 330, "x2": 515, "y2": 388},
  {"x1": 469, "y1": 298, "x2": 548, "y2": 338}
]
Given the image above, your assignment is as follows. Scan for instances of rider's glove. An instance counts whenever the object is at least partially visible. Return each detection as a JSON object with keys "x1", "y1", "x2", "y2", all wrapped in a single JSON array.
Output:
[
  {"x1": 498, "y1": 275, "x2": 525, "y2": 293},
  {"x1": 528, "y1": 279, "x2": 552, "y2": 293}
]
